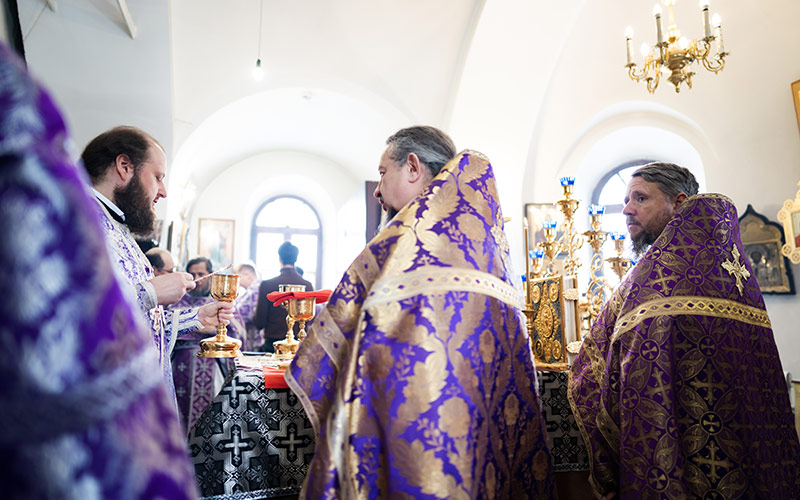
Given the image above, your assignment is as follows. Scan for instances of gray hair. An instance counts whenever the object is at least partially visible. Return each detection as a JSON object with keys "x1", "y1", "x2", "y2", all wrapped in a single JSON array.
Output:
[
  {"x1": 386, "y1": 126, "x2": 456, "y2": 178},
  {"x1": 632, "y1": 162, "x2": 699, "y2": 200}
]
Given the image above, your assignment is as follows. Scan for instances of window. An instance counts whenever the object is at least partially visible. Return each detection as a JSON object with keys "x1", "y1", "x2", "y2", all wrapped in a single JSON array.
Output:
[
  {"x1": 592, "y1": 159, "x2": 655, "y2": 240},
  {"x1": 250, "y1": 196, "x2": 322, "y2": 289}
]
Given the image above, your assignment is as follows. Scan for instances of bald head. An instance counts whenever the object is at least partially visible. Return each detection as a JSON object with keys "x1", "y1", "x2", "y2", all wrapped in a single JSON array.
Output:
[
  {"x1": 146, "y1": 248, "x2": 175, "y2": 276},
  {"x1": 235, "y1": 263, "x2": 259, "y2": 289}
]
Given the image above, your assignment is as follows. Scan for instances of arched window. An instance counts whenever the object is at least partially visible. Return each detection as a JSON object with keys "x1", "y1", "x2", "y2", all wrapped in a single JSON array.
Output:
[
  {"x1": 250, "y1": 196, "x2": 322, "y2": 289},
  {"x1": 591, "y1": 159, "x2": 655, "y2": 239}
]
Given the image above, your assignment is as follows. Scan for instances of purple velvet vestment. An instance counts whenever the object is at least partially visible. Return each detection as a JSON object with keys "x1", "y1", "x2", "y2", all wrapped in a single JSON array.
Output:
[
  {"x1": 288, "y1": 151, "x2": 557, "y2": 499},
  {"x1": 569, "y1": 194, "x2": 800, "y2": 499},
  {"x1": 0, "y1": 43, "x2": 198, "y2": 498}
]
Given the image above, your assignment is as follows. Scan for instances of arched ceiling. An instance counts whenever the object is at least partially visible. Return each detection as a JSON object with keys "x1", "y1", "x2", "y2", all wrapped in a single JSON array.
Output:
[{"x1": 168, "y1": 0, "x2": 485, "y2": 190}]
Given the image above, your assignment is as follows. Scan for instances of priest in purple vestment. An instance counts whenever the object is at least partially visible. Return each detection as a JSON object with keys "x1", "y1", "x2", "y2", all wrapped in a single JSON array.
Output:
[
  {"x1": 287, "y1": 126, "x2": 556, "y2": 499},
  {"x1": 0, "y1": 42, "x2": 198, "y2": 499},
  {"x1": 80, "y1": 126, "x2": 235, "y2": 407},
  {"x1": 569, "y1": 162, "x2": 800, "y2": 499}
]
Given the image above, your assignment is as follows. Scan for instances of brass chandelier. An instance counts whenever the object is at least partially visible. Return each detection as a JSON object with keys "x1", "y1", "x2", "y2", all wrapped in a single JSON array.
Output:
[{"x1": 624, "y1": 0, "x2": 728, "y2": 93}]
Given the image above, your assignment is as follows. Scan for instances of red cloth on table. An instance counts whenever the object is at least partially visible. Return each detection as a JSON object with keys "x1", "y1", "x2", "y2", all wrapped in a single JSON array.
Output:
[
  {"x1": 263, "y1": 366, "x2": 289, "y2": 389},
  {"x1": 266, "y1": 289, "x2": 332, "y2": 307}
]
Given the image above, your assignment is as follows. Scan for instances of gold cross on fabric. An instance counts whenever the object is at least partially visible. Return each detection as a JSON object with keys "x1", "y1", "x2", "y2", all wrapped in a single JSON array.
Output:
[{"x1": 721, "y1": 245, "x2": 750, "y2": 296}]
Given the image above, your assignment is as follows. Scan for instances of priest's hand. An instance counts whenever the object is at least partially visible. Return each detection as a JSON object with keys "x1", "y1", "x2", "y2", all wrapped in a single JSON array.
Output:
[
  {"x1": 151, "y1": 272, "x2": 196, "y2": 305},
  {"x1": 198, "y1": 301, "x2": 235, "y2": 327}
]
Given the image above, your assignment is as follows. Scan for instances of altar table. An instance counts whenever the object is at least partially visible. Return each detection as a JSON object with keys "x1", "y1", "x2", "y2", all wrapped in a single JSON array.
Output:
[
  {"x1": 188, "y1": 358, "x2": 313, "y2": 499},
  {"x1": 188, "y1": 358, "x2": 587, "y2": 499}
]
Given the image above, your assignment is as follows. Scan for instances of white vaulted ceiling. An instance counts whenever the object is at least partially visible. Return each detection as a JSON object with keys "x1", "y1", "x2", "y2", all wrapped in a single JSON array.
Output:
[{"x1": 167, "y1": 0, "x2": 483, "y2": 185}]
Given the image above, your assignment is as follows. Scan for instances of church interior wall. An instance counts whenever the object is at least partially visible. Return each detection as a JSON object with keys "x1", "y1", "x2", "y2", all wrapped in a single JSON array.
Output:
[
  {"x1": 14, "y1": 0, "x2": 800, "y2": 376},
  {"x1": 18, "y1": 0, "x2": 174, "y2": 159},
  {"x1": 188, "y1": 151, "x2": 363, "y2": 289}
]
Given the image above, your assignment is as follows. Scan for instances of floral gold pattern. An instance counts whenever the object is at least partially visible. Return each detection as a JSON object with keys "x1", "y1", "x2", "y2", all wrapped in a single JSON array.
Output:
[{"x1": 287, "y1": 151, "x2": 556, "y2": 499}]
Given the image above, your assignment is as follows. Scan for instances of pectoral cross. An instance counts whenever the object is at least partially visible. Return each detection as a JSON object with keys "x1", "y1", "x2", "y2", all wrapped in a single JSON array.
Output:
[{"x1": 721, "y1": 245, "x2": 750, "y2": 295}]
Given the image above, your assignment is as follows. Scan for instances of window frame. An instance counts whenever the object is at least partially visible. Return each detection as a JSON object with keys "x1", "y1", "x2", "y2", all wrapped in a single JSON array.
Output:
[{"x1": 249, "y1": 195, "x2": 323, "y2": 289}]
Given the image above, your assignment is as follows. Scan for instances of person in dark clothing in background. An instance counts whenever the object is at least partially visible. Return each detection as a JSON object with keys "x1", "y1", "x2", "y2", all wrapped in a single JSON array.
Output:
[{"x1": 254, "y1": 241, "x2": 313, "y2": 351}]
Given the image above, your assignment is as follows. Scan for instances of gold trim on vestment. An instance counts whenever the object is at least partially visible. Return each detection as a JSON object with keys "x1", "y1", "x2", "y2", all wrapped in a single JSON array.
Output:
[
  {"x1": 686, "y1": 192, "x2": 733, "y2": 205},
  {"x1": 611, "y1": 296, "x2": 771, "y2": 344},
  {"x1": 363, "y1": 266, "x2": 524, "y2": 311}
]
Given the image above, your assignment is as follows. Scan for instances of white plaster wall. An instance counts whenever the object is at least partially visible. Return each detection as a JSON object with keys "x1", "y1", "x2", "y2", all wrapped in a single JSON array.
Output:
[
  {"x1": 19, "y1": 0, "x2": 173, "y2": 159},
  {"x1": 452, "y1": 1, "x2": 800, "y2": 376},
  {"x1": 187, "y1": 151, "x2": 363, "y2": 289}
]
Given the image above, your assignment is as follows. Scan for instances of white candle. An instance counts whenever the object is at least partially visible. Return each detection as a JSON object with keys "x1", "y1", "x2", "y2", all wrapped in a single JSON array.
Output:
[
  {"x1": 700, "y1": 0, "x2": 712, "y2": 38},
  {"x1": 625, "y1": 26, "x2": 634, "y2": 65},
  {"x1": 713, "y1": 14, "x2": 724, "y2": 53},
  {"x1": 653, "y1": 4, "x2": 664, "y2": 44}
]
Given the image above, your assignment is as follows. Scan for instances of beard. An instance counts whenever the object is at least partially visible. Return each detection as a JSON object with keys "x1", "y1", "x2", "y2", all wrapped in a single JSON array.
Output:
[
  {"x1": 378, "y1": 206, "x2": 399, "y2": 231},
  {"x1": 631, "y1": 230, "x2": 658, "y2": 257},
  {"x1": 630, "y1": 211, "x2": 673, "y2": 257},
  {"x1": 114, "y1": 173, "x2": 155, "y2": 236}
]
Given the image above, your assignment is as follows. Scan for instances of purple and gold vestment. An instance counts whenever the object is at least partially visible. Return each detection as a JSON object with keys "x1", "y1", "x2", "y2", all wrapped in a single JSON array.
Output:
[
  {"x1": 95, "y1": 200, "x2": 202, "y2": 406},
  {"x1": 288, "y1": 151, "x2": 556, "y2": 499},
  {"x1": 0, "y1": 42, "x2": 197, "y2": 499},
  {"x1": 569, "y1": 194, "x2": 800, "y2": 499}
]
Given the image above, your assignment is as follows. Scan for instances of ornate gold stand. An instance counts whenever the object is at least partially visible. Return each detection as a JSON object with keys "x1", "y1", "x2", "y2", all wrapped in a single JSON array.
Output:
[
  {"x1": 556, "y1": 177, "x2": 583, "y2": 276},
  {"x1": 273, "y1": 284, "x2": 312, "y2": 361},
  {"x1": 198, "y1": 274, "x2": 242, "y2": 358},
  {"x1": 582, "y1": 206, "x2": 610, "y2": 328},
  {"x1": 521, "y1": 179, "x2": 635, "y2": 369},
  {"x1": 606, "y1": 233, "x2": 632, "y2": 282}
]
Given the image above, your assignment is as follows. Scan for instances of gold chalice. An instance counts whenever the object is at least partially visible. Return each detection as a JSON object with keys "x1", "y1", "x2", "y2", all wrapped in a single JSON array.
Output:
[
  {"x1": 273, "y1": 296, "x2": 318, "y2": 360},
  {"x1": 289, "y1": 296, "x2": 316, "y2": 341},
  {"x1": 198, "y1": 274, "x2": 242, "y2": 358},
  {"x1": 273, "y1": 284, "x2": 306, "y2": 360}
]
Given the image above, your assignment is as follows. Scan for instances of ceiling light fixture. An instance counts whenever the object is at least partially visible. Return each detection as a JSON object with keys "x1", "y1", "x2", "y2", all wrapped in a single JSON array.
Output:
[
  {"x1": 252, "y1": 0, "x2": 264, "y2": 81},
  {"x1": 624, "y1": 0, "x2": 728, "y2": 93}
]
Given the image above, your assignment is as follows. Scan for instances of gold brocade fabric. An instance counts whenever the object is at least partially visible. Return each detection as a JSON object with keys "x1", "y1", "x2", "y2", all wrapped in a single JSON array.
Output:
[
  {"x1": 569, "y1": 194, "x2": 800, "y2": 499},
  {"x1": 287, "y1": 151, "x2": 557, "y2": 499}
]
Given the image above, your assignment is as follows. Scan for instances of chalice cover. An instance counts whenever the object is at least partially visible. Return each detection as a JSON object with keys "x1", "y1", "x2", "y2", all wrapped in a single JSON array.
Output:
[
  {"x1": 285, "y1": 150, "x2": 556, "y2": 498},
  {"x1": 266, "y1": 289, "x2": 332, "y2": 306},
  {"x1": 569, "y1": 193, "x2": 800, "y2": 498}
]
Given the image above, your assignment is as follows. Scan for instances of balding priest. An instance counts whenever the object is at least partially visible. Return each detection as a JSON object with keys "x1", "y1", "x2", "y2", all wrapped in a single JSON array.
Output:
[{"x1": 287, "y1": 126, "x2": 557, "y2": 499}]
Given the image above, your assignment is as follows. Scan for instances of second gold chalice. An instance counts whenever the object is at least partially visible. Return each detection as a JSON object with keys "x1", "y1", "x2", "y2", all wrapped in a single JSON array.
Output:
[
  {"x1": 273, "y1": 284, "x2": 311, "y2": 360},
  {"x1": 198, "y1": 273, "x2": 242, "y2": 358}
]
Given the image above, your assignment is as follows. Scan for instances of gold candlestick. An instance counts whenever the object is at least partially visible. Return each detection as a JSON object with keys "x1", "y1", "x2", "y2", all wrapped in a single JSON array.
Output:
[
  {"x1": 540, "y1": 221, "x2": 561, "y2": 276},
  {"x1": 606, "y1": 233, "x2": 632, "y2": 282},
  {"x1": 523, "y1": 217, "x2": 531, "y2": 306},
  {"x1": 531, "y1": 249, "x2": 545, "y2": 279},
  {"x1": 198, "y1": 274, "x2": 242, "y2": 358},
  {"x1": 556, "y1": 177, "x2": 583, "y2": 276},
  {"x1": 583, "y1": 205, "x2": 607, "y2": 254},
  {"x1": 582, "y1": 205, "x2": 611, "y2": 329}
]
